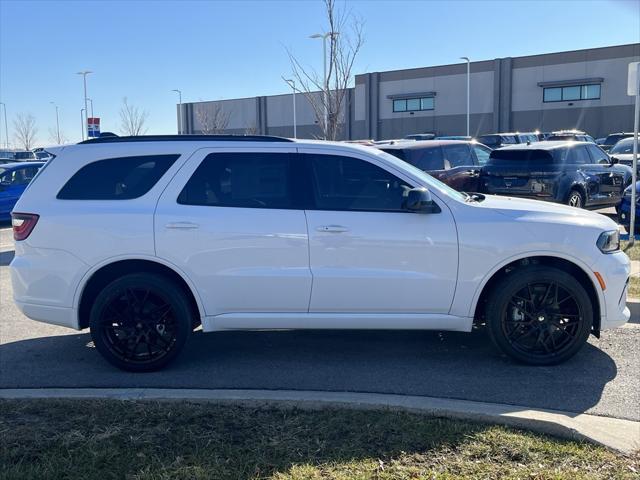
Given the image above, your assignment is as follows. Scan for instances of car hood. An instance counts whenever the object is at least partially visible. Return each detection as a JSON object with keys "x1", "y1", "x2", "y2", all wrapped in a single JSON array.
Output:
[{"x1": 476, "y1": 194, "x2": 617, "y2": 230}]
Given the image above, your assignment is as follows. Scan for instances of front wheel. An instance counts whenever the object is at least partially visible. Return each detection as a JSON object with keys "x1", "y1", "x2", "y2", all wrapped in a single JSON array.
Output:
[
  {"x1": 485, "y1": 266, "x2": 593, "y2": 365},
  {"x1": 566, "y1": 189, "x2": 584, "y2": 208},
  {"x1": 89, "y1": 273, "x2": 192, "y2": 372}
]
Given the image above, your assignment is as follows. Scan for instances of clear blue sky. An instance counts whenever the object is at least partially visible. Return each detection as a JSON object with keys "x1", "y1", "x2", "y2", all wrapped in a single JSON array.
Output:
[{"x1": 0, "y1": 0, "x2": 638, "y2": 146}]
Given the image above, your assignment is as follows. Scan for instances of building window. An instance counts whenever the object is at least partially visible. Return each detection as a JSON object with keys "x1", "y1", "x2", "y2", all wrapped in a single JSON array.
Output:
[
  {"x1": 543, "y1": 84, "x2": 601, "y2": 103},
  {"x1": 393, "y1": 96, "x2": 435, "y2": 112}
]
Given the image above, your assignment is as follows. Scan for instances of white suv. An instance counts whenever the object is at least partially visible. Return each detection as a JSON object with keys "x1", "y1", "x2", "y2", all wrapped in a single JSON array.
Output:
[{"x1": 10, "y1": 135, "x2": 631, "y2": 371}]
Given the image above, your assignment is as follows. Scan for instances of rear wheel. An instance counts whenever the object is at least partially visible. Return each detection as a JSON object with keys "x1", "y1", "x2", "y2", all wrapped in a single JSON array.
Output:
[
  {"x1": 485, "y1": 266, "x2": 593, "y2": 365},
  {"x1": 566, "y1": 189, "x2": 584, "y2": 208},
  {"x1": 89, "y1": 273, "x2": 192, "y2": 372}
]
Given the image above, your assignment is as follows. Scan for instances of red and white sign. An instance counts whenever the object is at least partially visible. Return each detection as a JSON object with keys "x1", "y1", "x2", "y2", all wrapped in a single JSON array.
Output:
[{"x1": 87, "y1": 117, "x2": 100, "y2": 137}]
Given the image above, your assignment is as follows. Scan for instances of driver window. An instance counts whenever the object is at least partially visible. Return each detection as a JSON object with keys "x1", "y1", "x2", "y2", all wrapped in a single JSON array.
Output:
[
  {"x1": 586, "y1": 144, "x2": 610, "y2": 164},
  {"x1": 307, "y1": 154, "x2": 412, "y2": 212}
]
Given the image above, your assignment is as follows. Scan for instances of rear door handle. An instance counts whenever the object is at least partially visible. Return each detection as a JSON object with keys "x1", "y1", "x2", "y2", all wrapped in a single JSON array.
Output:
[
  {"x1": 316, "y1": 225, "x2": 349, "y2": 233},
  {"x1": 165, "y1": 222, "x2": 199, "y2": 230}
]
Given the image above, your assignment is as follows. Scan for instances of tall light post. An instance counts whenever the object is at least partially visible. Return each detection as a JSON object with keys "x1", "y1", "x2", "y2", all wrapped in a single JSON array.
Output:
[
  {"x1": 76, "y1": 70, "x2": 92, "y2": 138},
  {"x1": 460, "y1": 57, "x2": 470, "y2": 137},
  {"x1": 86, "y1": 98, "x2": 94, "y2": 119},
  {"x1": 310, "y1": 31, "x2": 339, "y2": 139},
  {"x1": 282, "y1": 78, "x2": 297, "y2": 138},
  {"x1": 172, "y1": 89, "x2": 182, "y2": 134},
  {"x1": 80, "y1": 108, "x2": 86, "y2": 141},
  {"x1": 50, "y1": 102, "x2": 61, "y2": 144},
  {"x1": 0, "y1": 102, "x2": 8, "y2": 149}
]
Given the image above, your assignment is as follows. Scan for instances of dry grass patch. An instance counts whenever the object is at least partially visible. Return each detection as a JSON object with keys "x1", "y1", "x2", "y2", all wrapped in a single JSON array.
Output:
[{"x1": 1, "y1": 399, "x2": 638, "y2": 479}]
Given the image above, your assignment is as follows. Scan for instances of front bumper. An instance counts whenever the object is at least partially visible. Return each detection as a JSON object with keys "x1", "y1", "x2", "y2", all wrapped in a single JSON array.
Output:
[{"x1": 591, "y1": 251, "x2": 631, "y2": 330}]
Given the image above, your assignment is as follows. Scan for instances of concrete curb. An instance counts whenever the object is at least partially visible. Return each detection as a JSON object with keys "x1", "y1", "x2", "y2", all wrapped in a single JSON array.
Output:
[{"x1": 2, "y1": 388, "x2": 638, "y2": 454}]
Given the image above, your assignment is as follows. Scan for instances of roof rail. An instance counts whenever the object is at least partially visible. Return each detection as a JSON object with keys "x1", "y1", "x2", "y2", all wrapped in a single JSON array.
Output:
[{"x1": 78, "y1": 134, "x2": 294, "y2": 144}]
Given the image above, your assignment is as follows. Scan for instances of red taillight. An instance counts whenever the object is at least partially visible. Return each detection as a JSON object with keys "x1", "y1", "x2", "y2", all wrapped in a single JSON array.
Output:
[{"x1": 11, "y1": 213, "x2": 39, "y2": 241}]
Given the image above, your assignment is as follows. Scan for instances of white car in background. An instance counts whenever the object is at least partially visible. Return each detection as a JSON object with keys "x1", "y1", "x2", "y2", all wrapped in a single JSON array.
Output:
[{"x1": 10, "y1": 135, "x2": 630, "y2": 371}]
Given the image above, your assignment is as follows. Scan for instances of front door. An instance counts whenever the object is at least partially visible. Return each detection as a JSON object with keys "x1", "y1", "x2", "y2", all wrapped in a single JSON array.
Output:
[
  {"x1": 154, "y1": 147, "x2": 312, "y2": 316},
  {"x1": 301, "y1": 149, "x2": 458, "y2": 314}
]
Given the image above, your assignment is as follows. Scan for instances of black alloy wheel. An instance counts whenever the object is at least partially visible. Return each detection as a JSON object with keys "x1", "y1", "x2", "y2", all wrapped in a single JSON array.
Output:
[
  {"x1": 486, "y1": 266, "x2": 592, "y2": 365},
  {"x1": 89, "y1": 273, "x2": 192, "y2": 372}
]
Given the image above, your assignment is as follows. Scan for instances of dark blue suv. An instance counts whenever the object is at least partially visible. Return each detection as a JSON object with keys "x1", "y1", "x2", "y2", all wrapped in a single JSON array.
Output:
[
  {"x1": 479, "y1": 141, "x2": 632, "y2": 209},
  {"x1": 0, "y1": 162, "x2": 44, "y2": 221}
]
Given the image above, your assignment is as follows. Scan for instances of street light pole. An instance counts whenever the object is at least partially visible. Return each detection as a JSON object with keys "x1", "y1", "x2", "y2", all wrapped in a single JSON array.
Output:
[
  {"x1": 80, "y1": 108, "x2": 86, "y2": 141},
  {"x1": 283, "y1": 78, "x2": 297, "y2": 138},
  {"x1": 50, "y1": 102, "x2": 61, "y2": 144},
  {"x1": 310, "y1": 32, "x2": 339, "y2": 139},
  {"x1": 172, "y1": 89, "x2": 182, "y2": 134},
  {"x1": 87, "y1": 98, "x2": 94, "y2": 119},
  {"x1": 76, "y1": 71, "x2": 92, "y2": 138},
  {"x1": 460, "y1": 57, "x2": 470, "y2": 137},
  {"x1": 0, "y1": 102, "x2": 8, "y2": 149}
]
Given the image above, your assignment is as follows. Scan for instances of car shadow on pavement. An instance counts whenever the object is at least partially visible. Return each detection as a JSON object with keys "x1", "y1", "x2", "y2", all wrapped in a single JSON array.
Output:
[
  {"x1": 0, "y1": 250, "x2": 14, "y2": 266},
  {"x1": 0, "y1": 326, "x2": 620, "y2": 418}
]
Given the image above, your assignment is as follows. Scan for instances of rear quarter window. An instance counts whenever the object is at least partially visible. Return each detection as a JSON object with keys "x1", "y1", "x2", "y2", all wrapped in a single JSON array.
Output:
[{"x1": 57, "y1": 154, "x2": 179, "y2": 200}]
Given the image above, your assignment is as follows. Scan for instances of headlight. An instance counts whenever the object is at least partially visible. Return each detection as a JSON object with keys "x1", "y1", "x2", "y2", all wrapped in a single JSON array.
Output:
[{"x1": 596, "y1": 230, "x2": 620, "y2": 253}]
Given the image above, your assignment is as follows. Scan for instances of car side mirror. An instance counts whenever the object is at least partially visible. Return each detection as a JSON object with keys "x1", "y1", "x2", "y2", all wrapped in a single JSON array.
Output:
[
  {"x1": 609, "y1": 156, "x2": 619, "y2": 165},
  {"x1": 404, "y1": 188, "x2": 440, "y2": 213}
]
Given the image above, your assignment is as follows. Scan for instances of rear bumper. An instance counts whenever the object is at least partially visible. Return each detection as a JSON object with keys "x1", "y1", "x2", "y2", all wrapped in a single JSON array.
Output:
[{"x1": 14, "y1": 301, "x2": 79, "y2": 330}]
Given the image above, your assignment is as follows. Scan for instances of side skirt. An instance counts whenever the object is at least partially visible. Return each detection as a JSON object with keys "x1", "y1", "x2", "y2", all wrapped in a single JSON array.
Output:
[{"x1": 202, "y1": 313, "x2": 473, "y2": 333}]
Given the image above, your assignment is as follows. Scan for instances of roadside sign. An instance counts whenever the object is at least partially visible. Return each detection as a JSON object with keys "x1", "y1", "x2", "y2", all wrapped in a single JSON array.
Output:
[{"x1": 87, "y1": 117, "x2": 100, "y2": 138}]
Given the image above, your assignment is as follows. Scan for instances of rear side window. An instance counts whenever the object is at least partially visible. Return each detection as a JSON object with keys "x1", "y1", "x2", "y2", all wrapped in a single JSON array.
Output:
[
  {"x1": 178, "y1": 152, "x2": 293, "y2": 209},
  {"x1": 408, "y1": 147, "x2": 444, "y2": 170},
  {"x1": 58, "y1": 155, "x2": 179, "y2": 200},
  {"x1": 442, "y1": 144, "x2": 472, "y2": 168},
  {"x1": 488, "y1": 149, "x2": 555, "y2": 164}
]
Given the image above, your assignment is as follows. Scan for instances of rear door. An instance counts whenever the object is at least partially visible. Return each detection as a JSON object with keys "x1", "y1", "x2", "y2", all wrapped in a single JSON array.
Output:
[
  {"x1": 441, "y1": 143, "x2": 479, "y2": 191},
  {"x1": 154, "y1": 147, "x2": 312, "y2": 316}
]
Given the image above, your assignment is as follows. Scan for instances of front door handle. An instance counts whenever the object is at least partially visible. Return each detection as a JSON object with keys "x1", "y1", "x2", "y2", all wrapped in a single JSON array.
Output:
[
  {"x1": 316, "y1": 225, "x2": 349, "y2": 233},
  {"x1": 165, "y1": 222, "x2": 199, "y2": 230}
]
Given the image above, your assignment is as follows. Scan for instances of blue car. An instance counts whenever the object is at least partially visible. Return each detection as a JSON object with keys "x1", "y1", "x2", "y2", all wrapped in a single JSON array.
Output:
[
  {"x1": 0, "y1": 162, "x2": 45, "y2": 221},
  {"x1": 619, "y1": 181, "x2": 640, "y2": 233}
]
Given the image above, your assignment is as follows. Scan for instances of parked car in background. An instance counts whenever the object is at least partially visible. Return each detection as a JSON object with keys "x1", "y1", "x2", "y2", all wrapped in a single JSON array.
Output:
[
  {"x1": 476, "y1": 132, "x2": 538, "y2": 149},
  {"x1": 404, "y1": 133, "x2": 435, "y2": 141},
  {"x1": 619, "y1": 182, "x2": 639, "y2": 233},
  {"x1": 0, "y1": 162, "x2": 45, "y2": 220},
  {"x1": 9, "y1": 134, "x2": 630, "y2": 370},
  {"x1": 479, "y1": 141, "x2": 632, "y2": 209},
  {"x1": 599, "y1": 132, "x2": 634, "y2": 152},
  {"x1": 609, "y1": 137, "x2": 639, "y2": 174},
  {"x1": 378, "y1": 140, "x2": 491, "y2": 192},
  {"x1": 13, "y1": 151, "x2": 38, "y2": 161},
  {"x1": 546, "y1": 130, "x2": 595, "y2": 143},
  {"x1": 436, "y1": 135, "x2": 474, "y2": 141}
]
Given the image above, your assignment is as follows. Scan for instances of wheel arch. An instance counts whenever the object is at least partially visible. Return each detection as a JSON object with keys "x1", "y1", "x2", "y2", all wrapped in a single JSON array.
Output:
[
  {"x1": 471, "y1": 254, "x2": 603, "y2": 336},
  {"x1": 75, "y1": 256, "x2": 204, "y2": 330}
]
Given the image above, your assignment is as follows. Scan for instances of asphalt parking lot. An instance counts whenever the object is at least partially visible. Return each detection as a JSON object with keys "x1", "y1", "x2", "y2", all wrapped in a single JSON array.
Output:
[{"x1": 1, "y1": 225, "x2": 638, "y2": 422}]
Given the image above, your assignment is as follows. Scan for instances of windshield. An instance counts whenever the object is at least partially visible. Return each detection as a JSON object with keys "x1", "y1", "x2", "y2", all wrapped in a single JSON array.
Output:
[
  {"x1": 610, "y1": 138, "x2": 636, "y2": 154},
  {"x1": 374, "y1": 148, "x2": 467, "y2": 201}
]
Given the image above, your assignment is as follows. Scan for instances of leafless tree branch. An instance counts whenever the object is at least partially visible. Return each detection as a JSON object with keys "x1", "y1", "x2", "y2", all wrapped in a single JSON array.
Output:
[
  {"x1": 195, "y1": 103, "x2": 231, "y2": 134},
  {"x1": 287, "y1": 0, "x2": 364, "y2": 140},
  {"x1": 119, "y1": 97, "x2": 149, "y2": 136},
  {"x1": 13, "y1": 113, "x2": 38, "y2": 150}
]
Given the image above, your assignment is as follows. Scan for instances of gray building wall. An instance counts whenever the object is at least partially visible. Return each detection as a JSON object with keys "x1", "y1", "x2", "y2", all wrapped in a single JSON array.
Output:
[{"x1": 180, "y1": 43, "x2": 639, "y2": 140}]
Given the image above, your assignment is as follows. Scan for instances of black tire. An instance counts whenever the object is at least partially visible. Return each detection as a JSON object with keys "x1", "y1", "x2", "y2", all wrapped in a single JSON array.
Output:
[
  {"x1": 89, "y1": 273, "x2": 192, "y2": 372},
  {"x1": 566, "y1": 189, "x2": 584, "y2": 209},
  {"x1": 485, "y1": 266, "x2": 593, "y2": 365}
]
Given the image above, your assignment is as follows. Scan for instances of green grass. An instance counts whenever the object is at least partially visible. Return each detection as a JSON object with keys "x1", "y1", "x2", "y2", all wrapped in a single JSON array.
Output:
[
  {"x1": 622, "y1": 241, "x2": 640, "y2": 262},
  {"x1": 1, "y1": 400, "x2": 638, "y2": 480}
]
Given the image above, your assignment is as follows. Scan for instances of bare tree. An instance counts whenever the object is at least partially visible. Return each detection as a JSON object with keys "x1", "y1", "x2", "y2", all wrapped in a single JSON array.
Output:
[
  {"x1": 13, "y1": 113, "x2": 38, "y2": 150},
  {"x1": 195, "y1": 103, "x2": 231, "y2": 134},
  {"x1": 48, "y1": 127, "x2": 68, "y2": 145},
  {"x1": 119, "y1": 97, "x2": 149, "y2": 136},
  {"x1": 244, "y1": 123, "x2": 258, "y2": 135},
  {"x1": 287, "y1": 0, "x2": 364, "y2": 140}
]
